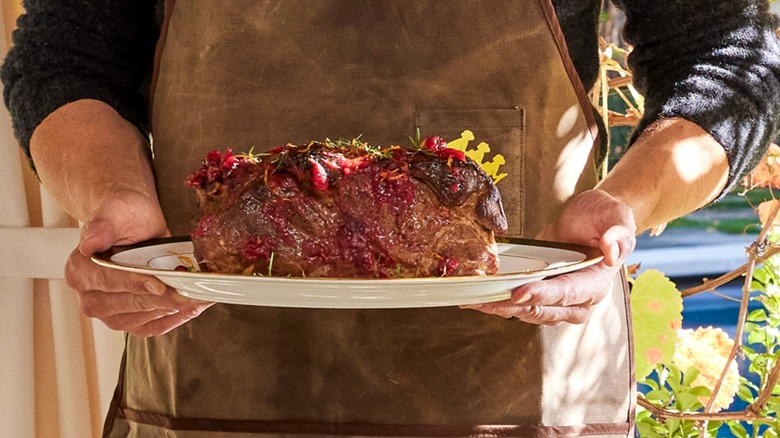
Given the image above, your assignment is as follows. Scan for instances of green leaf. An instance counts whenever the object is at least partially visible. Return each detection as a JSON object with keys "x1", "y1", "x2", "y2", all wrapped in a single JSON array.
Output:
[
  {"x1": 631, "y1": 270, "x2": 683, "y2": 380},
  {"x1": 749, "y1": 308, "x2": 769, "y2": 322},
  {"x1": 681, "y1": 366, "x2": 701, "y2": 387},
  {"x1": 728, "y1": 421, "x2": 749, "y2": 438},
  {"x1": 706, "y1": 421, "x2": 723, "y2": 436},
  {"x1": 754, "y1": 267, "x2": 770, "y2": 285},
  {"x1": 751, "y1": 354, "x2": 770, "y2": 374},
  {"x1": 644, "y1": 389, "x2": 672, "y2": 404},
  {"x1": 688, "y1": 385, "x2": 712, "y2": 398},
  {"x1": 635, "y1": 409, "x2": 654, "y2": 422},
  {"x1": 667, "y1": 417, "x2": 681, "y2": 435},
  {"x1": 639, "y1": 377, "x2": 660, "y2": 391},
  {"x1": 765, "y1": 296, "x2": 780, "y2": 315},
  {"x1": 636, "y1": 421, "x2": 664, "y2": 438},
  {"x1": 675, "y1": 391, "x2": 704, "y2": 412},
  {"x1": 741, "y1": 376, "x2": 760, "y2": 390},
  {"x1": 749, "y1": 329, "x2": 768, "y2": 346},
  {"x1": 667, "y1": 364, "x2": 683, "y2": 392},
  {"x1": 752, "y1": 420, "x2": 779, "y2": 438}
]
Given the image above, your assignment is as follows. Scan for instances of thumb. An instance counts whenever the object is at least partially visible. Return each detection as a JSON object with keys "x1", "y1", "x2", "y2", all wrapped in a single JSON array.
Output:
[
  {"x1": 79, "y1": 218, "x2": 120, "y2": 257},
  {"x1": 599, "y1": 225, "x2": 636, "y2": 267}
]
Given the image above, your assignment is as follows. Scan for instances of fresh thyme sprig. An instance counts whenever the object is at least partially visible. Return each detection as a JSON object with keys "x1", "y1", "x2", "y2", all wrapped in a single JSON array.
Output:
[
  {"x1": 321, "y1": 136, "x2": 398, "y2": 159},
  {"x1": 408, "y1": 127, "x2": 422, "y2": 148},
  {"x1": 235, "y1": 146, "x2": 271, "y2": 163}
]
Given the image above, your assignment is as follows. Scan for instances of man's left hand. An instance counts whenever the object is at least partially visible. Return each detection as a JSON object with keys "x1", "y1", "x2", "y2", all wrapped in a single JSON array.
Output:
[{"x1": 462, "y1": 189, "x2": 636, "y2": 325}]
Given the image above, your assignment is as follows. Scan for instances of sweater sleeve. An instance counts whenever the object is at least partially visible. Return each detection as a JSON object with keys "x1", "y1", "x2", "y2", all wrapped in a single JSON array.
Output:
[
  {"x1": 1, "y1": 0, "x2": 161, "y2": 162},
  {"x1": 612, "y1": 0, "x2": 780, "y2": 195}
]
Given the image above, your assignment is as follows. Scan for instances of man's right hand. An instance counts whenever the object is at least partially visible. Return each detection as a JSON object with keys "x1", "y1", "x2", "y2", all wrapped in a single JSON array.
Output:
[
  {"x1": 28, "y1": 100, "x2": 213, "y2": 337},
  {"x1": 64, "y1": 191, "x2": 213, "y2": 337}
]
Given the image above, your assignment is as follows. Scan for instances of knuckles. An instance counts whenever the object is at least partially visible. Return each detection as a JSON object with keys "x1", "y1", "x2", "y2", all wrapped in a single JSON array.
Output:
[
  {"x1": 76, "y1": 293, "x2": 104, "y2": 318},
  {"x1": 565, "y1": 308, "x2": 594, "y2": 325},
  {"x1": 63, "y1": 236, "x2": 210, "y2": 336},
  {"x1": 65, "y1": 248, "x2": 111, "y2": 293},
  {"x1": 64, "y1": 249, "x2": 88, "y2": 291}
]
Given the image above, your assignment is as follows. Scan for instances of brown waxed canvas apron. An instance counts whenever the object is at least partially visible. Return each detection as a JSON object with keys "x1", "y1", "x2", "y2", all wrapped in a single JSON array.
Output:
[{"x1": 104, "y1": 1, "x2": 635, "y2": 437}]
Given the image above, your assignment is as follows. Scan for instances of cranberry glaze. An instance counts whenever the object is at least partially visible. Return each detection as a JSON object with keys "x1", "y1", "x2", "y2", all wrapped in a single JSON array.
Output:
[{"x1": 186, "y1": 139, "x2": 507, "y2": 278}]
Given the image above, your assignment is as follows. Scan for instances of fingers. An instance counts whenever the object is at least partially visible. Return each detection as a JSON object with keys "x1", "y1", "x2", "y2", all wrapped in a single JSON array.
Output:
[
  {"x1": 462, "y1": 300, "x2": 595, "y2": 325},
  {"x1": 600, "y1": 225, "x2": 636, "y2": 267},
  {"x1": 61, "y1": 192, "x2": 201, "y2": 336},
  {"x1": 473, "y1": 188, "x2": 635, "y2": 325},
  {"x1": 66, "y1": 236, "x2": 211, "y2": 337},
  {"x1": 127, "y1": 302, "x2": 213, "y2": 337},
  {"x1": 66, "y1": 247, "x2": 168, "y2": 295},
  {"x1": 86, "y1": 290, "x2": 214, "y2": 337},
  {"x1": 79, "y1": 288, "x2": 186, "y2": 317},
  {"x1": 79, "y1": 191, "x2": 169, "y2": 255},
  {"x1": 79, "y1": 217, "x2": 119, "y2": 256},
  {"x1": 511, "y1": 263, "x2": 615, "y2": 307},
  {"x1": 514, "y1": 305, "x2": 594, "y2": 325},
  {"x1": 462, "y1": 262, "x2": 618, "y2": 325}
]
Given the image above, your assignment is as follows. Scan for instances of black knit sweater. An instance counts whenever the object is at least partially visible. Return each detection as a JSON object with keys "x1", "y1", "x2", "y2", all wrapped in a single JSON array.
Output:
[{"x1": 3, "y1": 0, "x2": 780, "y2": 194}]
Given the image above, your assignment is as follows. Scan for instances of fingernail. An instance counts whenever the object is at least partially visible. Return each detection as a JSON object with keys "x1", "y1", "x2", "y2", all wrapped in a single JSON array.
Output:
[
  {"x1": 610, "y1": 241, "x2": 620, "y2": 262},
  {"x1": 145, "y1": 281, "x2": 165, "y2": 295},
  {"x1": 512, "y1": 294, "x2": 532, "y2": 304},
  {"x1": 171, "y1": 292, "x2": 189, "y2": 303}
]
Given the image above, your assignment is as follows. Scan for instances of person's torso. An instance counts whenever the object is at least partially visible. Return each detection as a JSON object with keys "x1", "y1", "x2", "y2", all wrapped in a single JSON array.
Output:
[{"x1": 104, "y1": 2, "x2": 634, "y2": 437}]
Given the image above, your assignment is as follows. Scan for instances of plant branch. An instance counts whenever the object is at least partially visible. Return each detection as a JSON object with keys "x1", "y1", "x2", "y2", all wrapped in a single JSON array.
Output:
[
  {"x1": 701, "y1": 256, "x2": 755, "y2": 415},
  {"x1": 680, "y1": 246, "x2": 780, "y2": 298},
  {"x1": 695, "y1": 203, "x2": 779, "y2": 438},
  {"x1": 752, "y1": 351, "x2": 780, "y2": 415},
  {"x1": 703, "y1": 203, "x2": 779, "y2": 415},
  {"x1": 638, "y1": 396, "x2": 773, "y2": 423}
]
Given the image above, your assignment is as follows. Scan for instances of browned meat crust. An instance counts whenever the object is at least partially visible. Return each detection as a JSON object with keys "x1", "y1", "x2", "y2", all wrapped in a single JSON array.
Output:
[{"x1": 186, "y1": 138, "x2": 507, "y2": 278}]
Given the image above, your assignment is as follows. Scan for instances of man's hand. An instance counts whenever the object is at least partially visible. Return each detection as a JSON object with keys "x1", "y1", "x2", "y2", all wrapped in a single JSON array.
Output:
[
  {"x1": 463, "y1": 189, "x2": 636, "y2": 325},
  {"x1": 463, "y1": 117, "x2": 731, "y2": 325},
  {"x1": 64, "y1": 192, "x2": 213, "y2": 337},
  {"x1": 29, "y1": 100, "x2": 214, "y2": 337}
]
